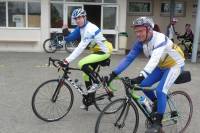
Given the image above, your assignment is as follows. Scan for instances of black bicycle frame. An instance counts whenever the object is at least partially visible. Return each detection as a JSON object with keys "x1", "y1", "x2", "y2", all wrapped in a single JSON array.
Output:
[
  {"x1": 123, "y1": 80, "x2": 154, "y2": 124},
  {"x1": 55, "y1": 65, "x2": 105, "y2": 97}
]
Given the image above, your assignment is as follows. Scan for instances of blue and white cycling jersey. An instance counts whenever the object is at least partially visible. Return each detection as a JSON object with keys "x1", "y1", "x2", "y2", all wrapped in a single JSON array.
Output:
[
  {"x1": 114, "y1": 31, "x2": 185, "y2": 77},
  {"x1": 64, "y1": 21, "x2": 112, "y2": 63}
]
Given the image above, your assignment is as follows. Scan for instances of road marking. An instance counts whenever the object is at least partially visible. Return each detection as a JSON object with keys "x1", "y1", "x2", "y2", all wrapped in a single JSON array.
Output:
[{"x1": 34, "y1": 64, "x2": 54, "y2": 68}]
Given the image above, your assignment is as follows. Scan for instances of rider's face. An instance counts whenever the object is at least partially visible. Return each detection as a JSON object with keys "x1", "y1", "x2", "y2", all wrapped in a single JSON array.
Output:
[
  {"x1": 134, "y1": 26, "x2": 147, "y2": 42},
  {"x1": 74, "y1": 16, "x2": 85, "y2": 27}
]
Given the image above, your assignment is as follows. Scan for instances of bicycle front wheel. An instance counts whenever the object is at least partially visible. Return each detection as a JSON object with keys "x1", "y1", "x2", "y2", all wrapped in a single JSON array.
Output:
[
  {"x1": 64, "y1": 40, "x2": 79, "y2": 53},
  {"x1": 95, "y1": 98, "x2": 139, "y2": 133},
  {"x1": 31, "y1": 79, "x2": 74, "y2": 122},
  {"x1": 164, "y1": 91, "x2": 193, "y2": 133},
  {"x1": 43, "y1": 38, "x2": 57, "y2": 53}
]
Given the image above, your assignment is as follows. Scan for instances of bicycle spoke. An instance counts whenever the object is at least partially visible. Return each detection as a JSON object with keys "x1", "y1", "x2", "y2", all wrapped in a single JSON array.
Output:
[{"x1": 163, "y1": 91, "x2": 193, "y2": 132}]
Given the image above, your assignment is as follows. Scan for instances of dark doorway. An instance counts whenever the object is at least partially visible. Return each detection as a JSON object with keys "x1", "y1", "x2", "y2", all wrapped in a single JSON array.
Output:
[{"x1": 84, "y1": 5, "x2": 101, "y2": 27}]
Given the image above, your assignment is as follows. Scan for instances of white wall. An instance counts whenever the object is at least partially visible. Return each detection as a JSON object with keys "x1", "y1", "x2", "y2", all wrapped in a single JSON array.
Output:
[
  {"x1": 117, "y1": 0, "x2": 128, "y2": 50},
  {"x1": 40, "y1": 0, "x2": 50, "y2": 52},
  {"x1": 0, "y1": 28, "x2": 41, "y2": 52}
]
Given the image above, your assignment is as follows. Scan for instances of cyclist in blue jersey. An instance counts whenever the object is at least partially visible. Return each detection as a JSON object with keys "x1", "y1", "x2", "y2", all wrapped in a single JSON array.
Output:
[
  {"x1": 60, "y1": 8, "x2": 113, "y2": 110},
  {"x1": 107, "y1": 17, "x2": 185, "y2": 133}
]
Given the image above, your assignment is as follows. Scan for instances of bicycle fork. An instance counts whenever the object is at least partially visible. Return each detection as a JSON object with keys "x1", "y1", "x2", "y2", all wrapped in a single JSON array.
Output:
[
  {"x1": 51, "y1": 78, "x2": 65, "y2": 103},
  {"x1": 114, "y1": 100, "x2": 129, "y2": 129}
]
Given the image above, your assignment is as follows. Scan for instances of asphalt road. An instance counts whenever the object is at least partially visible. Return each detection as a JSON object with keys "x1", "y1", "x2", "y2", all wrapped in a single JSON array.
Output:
[{"x1": 0, "y1": 52, "x2": 199, "y2": 133}]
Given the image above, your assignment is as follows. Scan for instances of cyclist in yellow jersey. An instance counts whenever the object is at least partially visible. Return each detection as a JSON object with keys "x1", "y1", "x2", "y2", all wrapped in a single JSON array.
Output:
[
  {"x1": 107, "y1": 17, "x2": 185, "y2": 133},
  {"x1": 61, "y1": 8, "x2": 113, "y2": 109}
]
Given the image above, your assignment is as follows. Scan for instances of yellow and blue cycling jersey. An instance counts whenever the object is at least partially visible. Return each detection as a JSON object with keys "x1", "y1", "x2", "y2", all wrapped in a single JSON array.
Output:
[
  {"x1": 114, "y1": 31, "x2": 185, "y2": 77},
  {"x1": 64, "y1": 21, "x2": 113, "y2": 63}
]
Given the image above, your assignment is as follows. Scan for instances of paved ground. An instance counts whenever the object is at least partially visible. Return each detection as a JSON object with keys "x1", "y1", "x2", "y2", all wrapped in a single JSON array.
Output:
[{"x1": 0, "y1": 52, "x2": 199, "y2": 133}]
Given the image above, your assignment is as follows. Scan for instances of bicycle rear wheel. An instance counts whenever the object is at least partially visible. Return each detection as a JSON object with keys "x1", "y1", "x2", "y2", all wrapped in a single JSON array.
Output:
[
  {"x1": 64, "y1": 40, "x2": 79, "y2": 53},
  {"x1": 94, "y1": 78, "x2": 125, "y2": 113},
  {"x1": 94, "y1": 85, "x2": 115, "y2": 113},
  {"x1": 43, "y1": 38, "x2": 57, "y2": 53},
  {"x1": 95, "y1": 98, "x2": 139, "y2": 133},
  {"x1": 32, "y1": 79, "x2": 74, "y2": 122},
  {"x1": 164, "y1": 91, "x2": 193, "y2": 132}
]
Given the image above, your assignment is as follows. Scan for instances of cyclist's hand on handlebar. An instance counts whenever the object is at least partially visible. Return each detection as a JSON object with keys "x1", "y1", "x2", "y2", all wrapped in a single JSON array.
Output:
[
  {"x1": 106, "y1": 71, "x2": 118, "y2": 85},
  {"x1": 58, "y1": 59, "x2": 69, "y2": 68},
  {"x1": 131, "y1": 75, "x2": 144, "y2": 85}
]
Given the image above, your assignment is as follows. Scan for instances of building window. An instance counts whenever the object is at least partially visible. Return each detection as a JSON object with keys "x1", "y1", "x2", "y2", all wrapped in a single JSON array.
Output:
[
  {"x1": 0, "y1": 2, "x2": 6, "y2": 27},
  {"x1": 160, "y1": 1, "x2": 186, "y2": 17},
  {"x1": 127, "y1": 0, "x2": 153, "y2": 15},
  {"x1": 71, "y1": 0, "x2": 102, "y2": 2},
  {"x1": 0, "y1": 1, "x2": 41, "y2": 28},
  {"x1": 64, "y1": 0, "x2": 115, "y2": 2},
  {"x1": 103, "y1": 0, "x2": 116, "y2": 3},
  {"x1": 103, "y1": 7, "x2": 116, "y2": 29},
  {"x1": 51, "y1": 3, "x2": 63, "y2": 28},
  {"x1": 8, "y1": 2, "x2": 26, "y2": 27},
  {"x1": 175, "y1": 2, "x2": 185, "y2": 16},
  {"x1": 28, "y1": 2, "x2": 41, "y2": 27},
  {"x1": 192, "y1": 0, "x2": 197, "y2": 17}
]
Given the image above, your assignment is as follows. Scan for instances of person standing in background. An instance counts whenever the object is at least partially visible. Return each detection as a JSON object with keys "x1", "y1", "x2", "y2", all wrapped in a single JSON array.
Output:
[{"x1": 166, "y1": 17, "x2": 178, "y2": 42}]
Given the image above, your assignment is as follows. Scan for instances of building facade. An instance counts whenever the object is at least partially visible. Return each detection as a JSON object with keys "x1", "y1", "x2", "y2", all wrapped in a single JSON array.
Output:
[{"x1": 0, "y1": 0, "x2": 198, "y2": 53}]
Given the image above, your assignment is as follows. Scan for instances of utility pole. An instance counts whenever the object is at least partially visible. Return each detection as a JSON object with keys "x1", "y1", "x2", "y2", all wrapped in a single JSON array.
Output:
[{"x1": 192, "y1": 0, "x2": 200, "y2": 63}]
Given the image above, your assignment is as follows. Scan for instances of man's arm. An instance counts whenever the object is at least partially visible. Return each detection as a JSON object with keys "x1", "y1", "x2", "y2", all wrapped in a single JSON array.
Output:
[
  {"x1": 65, "y1": 31, "x2": 92, "y2": 63},
  {"x1": 64, "y1": 27, "x2": 81, "y2": 42},
  {"x1": 65, "y1": 40, "x2": 88, "y2": 63},
  {"x1": 113, "y1": 41, "x2": 143, "y2": 75}
]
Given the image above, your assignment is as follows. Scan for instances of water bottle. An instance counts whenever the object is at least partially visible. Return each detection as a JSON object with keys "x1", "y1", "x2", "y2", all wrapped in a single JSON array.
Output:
[{"x1": 139, "y1": 96, "x2": 152, "y2": 113}]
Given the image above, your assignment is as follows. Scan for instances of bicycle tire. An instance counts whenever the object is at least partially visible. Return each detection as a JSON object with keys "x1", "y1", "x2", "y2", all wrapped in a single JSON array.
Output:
[
  {"x1": 95, "y1": 98, "x2": 139, "y2": 133},
  {"x1": 64, "y1": 40, "x2": 79, "y2": 53},
  {"x1": 43, "y1": 38, "x2": 57, "y2": 53},
  {"x1": 94, "y1": 88, "x2": 114, "y2": 113},
  {"x1": 164, "y1": 90, "x2": 193, "y2": 133},
  {"x1": 31, "y1": 79, "x2": 74, "y2": 122}
]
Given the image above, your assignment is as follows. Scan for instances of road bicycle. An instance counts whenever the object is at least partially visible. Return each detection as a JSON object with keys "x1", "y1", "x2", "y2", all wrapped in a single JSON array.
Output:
[
  {"x1": 95, "y1": 71, "x2": 193, "y2": 133},
  {"x1": 43, "y1": 32, "x2": 79, "y2": 53},
  {"x1": 31, "y1": 57, "x2": 117, "y2": 122}
]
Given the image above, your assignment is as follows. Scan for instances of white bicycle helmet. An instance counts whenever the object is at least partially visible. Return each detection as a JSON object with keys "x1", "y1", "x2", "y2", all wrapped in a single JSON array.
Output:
[
  {"x1": 132, "y1": 16, "x2": 154, "y2": 29},
  {"x1": 71, "y1": 8, "x2": 87, "y2": 19}
]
